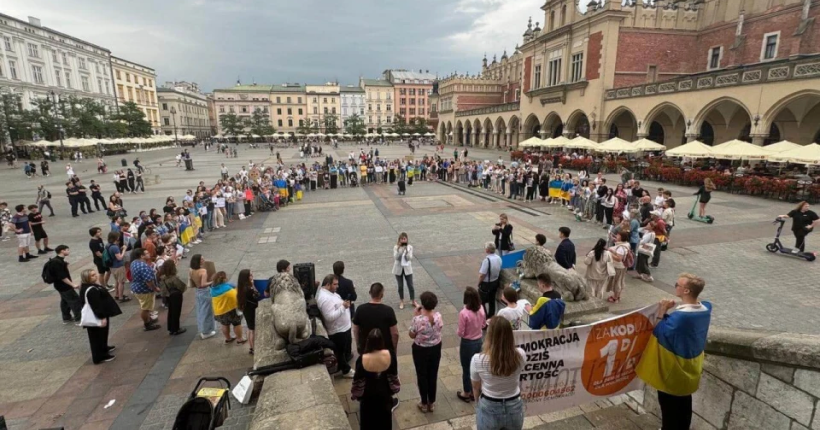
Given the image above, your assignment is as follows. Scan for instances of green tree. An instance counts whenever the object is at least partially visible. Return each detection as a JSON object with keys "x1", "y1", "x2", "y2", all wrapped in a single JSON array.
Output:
[
  {"x1": 249, "y1": 109, "x2": 275, "y2": 137},
  {"x1": 376, "y1": 126, "x2": 383, "y2": 135},
  {"x1": 219, "y1": 112, "x2": 244, "y2": 136},
  {"x1": 0, "y1": 93, "x2": 29, "y2": 148},
  {"x1": 344, "y1": 113, "x2": 366, "y2": 135},
  {"x1": 411, "y1": 117, "x2": 429, "y2": 135},
  {"x1": 324, "y1": 113, "x2": 339, "y2": 134},
  {"x1": 392, "y1": 114, "x2": 408, "y2": 135},
  {"x1": 111, "y1": 101, "x2": 152, "y2": 137}
]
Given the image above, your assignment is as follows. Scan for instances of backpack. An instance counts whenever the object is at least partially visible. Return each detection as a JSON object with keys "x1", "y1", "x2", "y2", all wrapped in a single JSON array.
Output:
[
  {"x1": 42, "y1": 259, "x2": 56, "y2": 284},
  {"x1": 620, "y1": 245, "x2": 635, "y2": 269},
  {"x1": 102, "y1": 244, "x2": 115, "y2": 268}
]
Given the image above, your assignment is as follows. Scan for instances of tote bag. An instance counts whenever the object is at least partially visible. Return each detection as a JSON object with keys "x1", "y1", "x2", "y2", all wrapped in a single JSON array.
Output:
[{"x1": 80, "y1": 288, "x2": 104, "y2": 328}]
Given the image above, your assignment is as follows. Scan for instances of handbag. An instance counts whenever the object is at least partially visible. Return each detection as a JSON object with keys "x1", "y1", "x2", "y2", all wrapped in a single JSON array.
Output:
[
  {"x1": 605, "y1": 252, "x2": 616, "y2": 277},
  {"x1": 478, "y1": 257, "x2": 498, "y2": 304},
  {"x1": 80, "y1": 287, "x2": 104, "y2": 328},
  {"x1": 508, "y1": 230, "x2": 515, "y2": 251},
  {"x1": 638, "y1": 240, "x2": 657, "y2": 256}
]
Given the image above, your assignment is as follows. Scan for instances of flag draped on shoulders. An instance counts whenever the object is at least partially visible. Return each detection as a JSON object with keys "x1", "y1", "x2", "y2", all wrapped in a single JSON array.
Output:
[
  {"x1": 636, "y1": 301, "x2": 712, "y2": 396},
  {"x1": 528, "y1": 296, "x2": 566, "y2": 330},
  {"x1": 210, "y1": 283, "x2": 238, "y2": 316}
]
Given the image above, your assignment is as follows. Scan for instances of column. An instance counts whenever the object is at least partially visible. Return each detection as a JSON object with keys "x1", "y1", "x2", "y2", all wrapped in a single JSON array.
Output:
[
  {"x1": 506, "y1": 131, "x2": 512, "y2": 148},
  {"x1": 750, "y1": 134, "x2": 767, "y2": 146},
  {"x1": 685, "y1": 133, "x2": 699, "y2": 143}
]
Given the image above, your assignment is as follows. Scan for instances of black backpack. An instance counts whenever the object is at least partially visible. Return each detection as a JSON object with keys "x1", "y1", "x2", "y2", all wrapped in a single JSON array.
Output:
[{"x1": 41, "y1": 259, "x2": 56, "y2": 284}]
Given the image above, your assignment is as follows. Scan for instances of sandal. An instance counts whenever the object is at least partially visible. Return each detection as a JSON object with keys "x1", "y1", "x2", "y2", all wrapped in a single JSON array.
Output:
[
  {"x1": 118, "y1": 296, "x2": 132, "y2": 303},
  {"x1": 237, "y1": 339, "x2": 247, "y2": 345},
  {"x1": 417, "y1": 402, "x2": 427, "y2": 413},
  {"x1": 456, "y1": 391, "x2": 473, "y2": 403},
  {"x1": 249, "y1": 348, "x2": 254, "y2": 355},
  {"x1": 427, "y1": 403, "x2": 436, "y2": 412},
  {"x1": 607, "y1": 296, "x2": 617, "y2": 303},
  {"x1": 224, "y1": 338, "x2": 235, "y2": 344}
]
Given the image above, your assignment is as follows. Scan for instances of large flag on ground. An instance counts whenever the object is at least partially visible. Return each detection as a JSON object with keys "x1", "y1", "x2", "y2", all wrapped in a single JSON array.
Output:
[
  {"x1": 635, "y1": 301, "x2": 712, "y2": 396},
  {"x1": 514, "y1": 304, "x2": 660, "y2": 416}
]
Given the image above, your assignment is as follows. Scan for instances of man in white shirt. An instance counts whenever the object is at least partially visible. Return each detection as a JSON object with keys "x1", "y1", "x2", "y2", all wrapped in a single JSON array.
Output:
[
  {"x1": 478, "y1": 242, "x2": 503, "y2": 317},
  {"x1": 316, "y1": 274, "x2": 354, "y2": 377}
]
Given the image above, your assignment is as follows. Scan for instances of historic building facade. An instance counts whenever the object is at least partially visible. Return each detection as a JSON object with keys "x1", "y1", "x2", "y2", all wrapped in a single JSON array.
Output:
[
  {"x1": 270, "y1": 84, "x2": 306, "y2": 134},
  {"x1": 157, "y1": 81, "x2": 211, "y2": 139},
  {"x1": 211, "y1": 83, "x2": 306, "y2": 135},
  {"x1": 383, "y1": 69, "x2": 435, "y2": 125},
  {"x1": 306, "y1": 83, "x2": 340, "y2": 132},
  {"x1": 111, "y1": 56, "x2": 159, "y2": 134},
  {"x1": 0, "y1": 14, "x2": 116, "y2": 111},
  {"x1": 360, "y1": 77, "x2": 394, "y2": 132},
  {"x1": 436, "y1": 0, "x2": 820, "y2": 149},
  {"x1": 340, "y1": 84, "x2": 365, "y2": 131}
]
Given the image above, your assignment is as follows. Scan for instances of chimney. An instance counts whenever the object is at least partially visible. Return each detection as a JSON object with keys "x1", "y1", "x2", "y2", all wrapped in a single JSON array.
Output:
[{"x1": 28, "y1": 16, "x2": 41, "y2": 27}]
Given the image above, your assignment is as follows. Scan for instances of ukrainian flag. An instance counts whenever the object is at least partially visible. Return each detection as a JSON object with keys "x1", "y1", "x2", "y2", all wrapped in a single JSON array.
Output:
[
  {"x1": 549, "y1": 180, "x2": 562, "y2": 198},
  {"x1": 210, "y1": 283, "x2": 238, "y2": 316},
  {"x1": 636, "y1": 301, "x2": 712, "y2": 396}
]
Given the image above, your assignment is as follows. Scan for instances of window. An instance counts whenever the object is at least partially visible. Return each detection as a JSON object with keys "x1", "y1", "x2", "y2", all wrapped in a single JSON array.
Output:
[
  {"x1": 410, "y1": 98, "x2": 416, "y2": 105},
  {"x1": 400, "y1": 98, "x2": 406, "y2": 105},
  {"x1": 229, "y1": 106, "x2": 234, "y2": 113},
  {"x1": 298, "y1": 97, "x2": 302, "y2": 103},
  {"x1": 762, "y1": 32, "x2": 779, "y2": 61},
  {"x1": 162, "y1": 103, "x2": 168, "y2": 110},
  {"x1": 386, "y1": 105, "x2": 391, "y2": 111},
  {"x1": 313, "y1": 107, "x2": 318, "y2": 114},
  {"x1": 3, "y1": 36, "x2": 12, "y2": 51},
  {"x1": 400, "y1": 108, "x2": 406, "y2": 115},
  {"x1": 288, "y1": 119, "x2": 293, "y2": 127},
  {"x1": 241, "y1": 106, "x2": 248, "y2": 113},
  {"x1": 82, "y1": 76, "x2": 90, "y2": 91},
  {"x1": 78, "y1": 57, "x2": 86, "y2": 70},
  {"x1": 52, "y1": 50, "x2": 58, "y2": 62},
  {"x1": 376, "y1": 104, "x2": 381, "y2": 111},
  {"x1": 420, "y1": 108, "x2": 425, "y2": 115},
  {"x1": 276, "y1": 96, "x2": 281, "y2": 103},
  {"x1": 278, "y1": 119, "x2": 283, "y2": 127},
  {"x1": 127, "y1": 88, "x2": 133, "y2": 101},
  {"x1": 708, "y1": 47, "x2": 722, "y2": 70},
  {"x1": 0, "y1": 63, "x2": 3, "y2": 78},
  {"x1": 409, "y1": 108, "x2": 415, "y2": 115},
  {"x1": 98, "y1": 78, "x2": 103, "y2": 93},
  {"x1": 287, "y1": 108, "x2": 292, "y2": 115},
  {"x1": 570, "y1": 53, "x2": 584, "y2": 82},
  {"x1": 549, "y1": 11, "x2": 555, "y2": 31},
  {"x1": 533, "y1": 65, "x2": 542, "y2": 89},
  {"x1": 277, "y1": 108, "x2": 282, "y2": 115},
  {"x1": 96, "y1": 63, "x2": 101, "y2": 73},
  {"x1": 27, "y1": 43, "x2": 39, "y2": 57},
  {"x1": 647, "y1": 65, "x2": 657, "y2": 83},
  {"x1": 561, "y1": 5, "x2": 567, "y2": 25},
  {"x1": 298, "y1": 108, "x2": 303, "y2": 115},
  {"x1": 323, "y1": 97, "x2": 327, "y2": 103},
  {"x1": 62, "y1": 52, "x2": 68, "y2": 65},
  {"x1": 219, "y1": 106, "x2": 225, "y2": 113},
  {"x1": 324, "y1": 107, "x2": 328, "y2": 114},
  {"x1": 105, "y1": 81, "x2": 110, "y2": 95},
  {"x1": 286, "y1": 97, "x2": 291, "y2": 103},
  {"x1": 332, "y1": 107, "x2": 336, "y2": 114},
  {"x1": 7, "y1": 60, "x2": 17, "y2": 80},
  {"x1": 143, "y1": 77, "x2": 147, "y2": 85},
  {"x1": 548, "y1": 58, "x2": 562, "y2": 86},
  {"x1": 164, "y1": 118, "x2": 170, "y2": 126},
  {"x1": 127, "y1": 73, "x2": 133, "y2": 83},
  {"x1": 116, "y1": 70, "x2": 121, "y2": 79}
]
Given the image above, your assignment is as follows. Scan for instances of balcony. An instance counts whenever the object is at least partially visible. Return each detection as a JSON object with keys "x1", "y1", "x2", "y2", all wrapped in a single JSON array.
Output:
[
  {"x1": 604, "y1": 55, "x2": 820, "y2": 101},
  {"x1": 455, "y1": 101, "x2": 520, "y2": 117}
]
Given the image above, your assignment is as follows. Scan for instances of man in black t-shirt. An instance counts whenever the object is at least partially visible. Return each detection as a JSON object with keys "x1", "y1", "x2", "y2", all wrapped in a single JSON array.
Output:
[
  {"x1": 75, "y1": 179, "x2": 94, "y2": 214},
  {"x1": 66, "y1": 181, "x2": 80, "y2": 217},
  {"x1": 46, "y1": 245, "x2": 82, "y2": 323},
  {"x1": 89, "y1": 180, "x2": 106, "y2": 211},
  {"x1": 27, "y1": 205, "x2": 52, "y2": 255},
  {"x1": 89, "y1": 227, "x2": 111, "y2": 288},
  {"x1": 352, "y1": 283, "x2": 398, "y2": 354},
  {"x1": 334, "y1": 261, "x2": 357, "y2": 317}
]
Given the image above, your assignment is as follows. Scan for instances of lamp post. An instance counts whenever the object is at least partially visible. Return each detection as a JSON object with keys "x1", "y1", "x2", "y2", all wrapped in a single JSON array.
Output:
[
  {"x1": 170, "y1": 106, "x2": 178, "y2": 145},
  {"x1": 49, "y1": 91, "x2": 65, "y2": 160}
]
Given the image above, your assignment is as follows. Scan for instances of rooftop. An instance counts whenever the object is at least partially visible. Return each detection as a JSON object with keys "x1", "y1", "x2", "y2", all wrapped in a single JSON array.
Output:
[
  {"x1": 0, "y1": 12, "x2": 110, "y2": 54},
  {"x1": 341, "y1": 85, "x2": 365, "y2": 93},
  {"x1": 385, "y1": 69, "x2": 437, "y2": 83},
  {"x1": 361, "y1": 78, "x2": 393, "y2": 87}
]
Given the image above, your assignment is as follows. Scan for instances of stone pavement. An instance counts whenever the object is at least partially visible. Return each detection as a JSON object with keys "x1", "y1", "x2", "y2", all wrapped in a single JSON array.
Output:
[{"x1": 0, "y1": 142, "x2": 816, "y2": 429}]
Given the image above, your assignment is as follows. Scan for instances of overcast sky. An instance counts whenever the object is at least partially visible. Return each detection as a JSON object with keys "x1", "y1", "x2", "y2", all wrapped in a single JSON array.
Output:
[{"x1": 3, "y1": 0, "x2": 544, "y2": 91}]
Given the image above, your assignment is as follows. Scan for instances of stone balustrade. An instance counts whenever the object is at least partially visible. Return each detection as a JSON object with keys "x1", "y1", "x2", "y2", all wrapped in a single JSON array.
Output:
[{"x1": 637, "y1": 327, "x2": 820, "y2": 430}]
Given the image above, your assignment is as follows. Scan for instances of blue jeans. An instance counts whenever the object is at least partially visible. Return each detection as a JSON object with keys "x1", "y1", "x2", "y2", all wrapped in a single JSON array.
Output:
[
  {"x1": 195, "y1": 287, "x2": 215, "y2": 335},
  {"x1": 226, "y1": 202, "x2": 234, "y2": 220},
  {"x1": 205, "y1": 211, "x2": 214, "y2": 230},
  {"x1": 630, "y1": 241, "x2": 638, "y2": 270},
  {"x1": 476, "y1": 396, "x2": 524, "y2": 430},
  {"x1": 460, "y1": 338, "x2": 483, "y2": 393}
]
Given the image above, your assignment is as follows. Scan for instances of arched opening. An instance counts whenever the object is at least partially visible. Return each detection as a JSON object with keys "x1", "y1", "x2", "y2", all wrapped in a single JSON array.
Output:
[
  {"x1": 483, "y1": 118, "x2": 493, "y2": 147},
  {"x1": 648, "y1": 121, "x2": 665, "y2": 145},
  {"x1": 523, "y1": 114, "x2": 541, "y2": 140},
  {"x1": 815, "y1": 129, "x2": 820, "y2": 143},
  {"x1": 542, "y1": 113, "x2": 563, "y2": 138},
  {"x1": 644, "y1": 103, "x2": 686, "y2": 148},
  {"x1": 700, "y1": 122, "x2": 715, "y2": 146},
  {"x1": 763, "y1": 124, "x2": 781, "y2": 146},
  {"x1": 605, "y1": 108, "x2": 638, "y2": 141},
  {"x1": 474, "y1": 119, "x2": 482, "y2": 147},
  {"x1": 763, "y1": 91, "x2": 820, "y2": 144},
  {"x1": 695, "y1": 98, "x2": 752, "y2": 146},
  {"x1": 464, "y1": 121, "x2": 473, "y2": 146},
  {"x1": 509, "y1": 116, "x2": 521, "y2": 147},
  {"x1": 496, "y1": 117, "x2": 507, "y2": 148},
  {"x1": 565, "y1": 110, "x2": 589, "y2": 139},
  {"x1": 455, "y1": 121, "x2": 464, "y2": 145}
]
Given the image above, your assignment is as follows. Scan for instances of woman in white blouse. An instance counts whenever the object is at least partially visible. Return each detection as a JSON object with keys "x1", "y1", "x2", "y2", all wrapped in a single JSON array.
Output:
[
  {"x1": 392, "y1": 232, "x2": 416, "y2": 309},
  {"x1": 470, "y1": 317, "x2": 526, "y2": 430}
]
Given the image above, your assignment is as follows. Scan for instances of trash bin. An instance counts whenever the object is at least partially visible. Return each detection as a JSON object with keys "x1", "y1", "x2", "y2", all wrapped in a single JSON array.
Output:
[
  {"x1": 121, "y1": 158, "x2": 127, "y2": 167},
  {"x1": 184, "y1": 159, "x2": 193, "y2": 170}
]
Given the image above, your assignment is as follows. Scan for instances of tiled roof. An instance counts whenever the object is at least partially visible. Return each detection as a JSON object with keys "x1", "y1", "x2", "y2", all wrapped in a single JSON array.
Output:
[
  {"x1": 361, "y1": 79, "x2": 393, "y2": 87},
  {"x1": 341, "y1": 85, "x2": 365, "y2": 93}
]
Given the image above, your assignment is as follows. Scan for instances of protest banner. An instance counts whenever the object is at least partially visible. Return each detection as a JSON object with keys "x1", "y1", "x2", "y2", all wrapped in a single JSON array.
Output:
[{"x1": 514, "y1": 303, "x2": 660, "y2": 416}]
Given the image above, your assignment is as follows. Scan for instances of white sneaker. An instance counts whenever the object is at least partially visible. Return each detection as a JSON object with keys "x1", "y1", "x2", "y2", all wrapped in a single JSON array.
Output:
[
  {"x1": 342, "y1": 370, "x2": 355, "y2": 378},
  {"x1": 201, "y1": 330, "x2": 217, "y2": 339},
  {"x1": 193, "y1": 240, "x2": 202, "y2": 244}
]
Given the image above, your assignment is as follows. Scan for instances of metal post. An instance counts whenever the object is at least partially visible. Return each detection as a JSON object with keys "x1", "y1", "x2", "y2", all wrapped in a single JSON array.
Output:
[{"x1": 171, "y1": 107, "x2": 178, "y2": 144}]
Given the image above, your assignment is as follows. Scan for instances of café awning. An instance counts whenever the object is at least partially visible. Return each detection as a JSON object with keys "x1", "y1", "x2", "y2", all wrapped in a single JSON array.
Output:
[
  {"x1": 632, "y1": 138, "x2": 667, "y2": 151},
  {"x1": 664, "y1": 140, "x2": 714, "y2": 158},
  {"x1": 710, "y1": 139, "x2": 773, "y2": 160},
  {"x1": 597, "y1": 137, "x2": 639, "y2": 153},
  {"x1": 769, "y1": 143, "x2": 820, "y2": 165}
]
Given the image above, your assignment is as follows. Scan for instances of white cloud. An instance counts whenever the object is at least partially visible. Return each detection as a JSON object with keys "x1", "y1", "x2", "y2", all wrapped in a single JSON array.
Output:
[{"x1": 444, "y1": 0, "x2": 543, "y2": 57}]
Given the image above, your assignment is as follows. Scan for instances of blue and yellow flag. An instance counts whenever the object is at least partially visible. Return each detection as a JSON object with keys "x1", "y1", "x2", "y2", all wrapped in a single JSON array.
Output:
[
  {"x1": 528, "y1": 296, "x2": 566, "y2": 330},
  {"x1": 636, "y1": 301, "x2": 712, "y2": 396},
  {"x1": 210, "y1": 283, "x2": 238, "y2": 317}
]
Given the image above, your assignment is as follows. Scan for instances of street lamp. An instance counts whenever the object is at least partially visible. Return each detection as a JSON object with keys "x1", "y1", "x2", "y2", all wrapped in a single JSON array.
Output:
[
  {"x1": 49, "y1": 91, "x2": 65, "y2": 160},
  {"x1": 170, "y1": 107, "x2": 178, "y2": 144}
]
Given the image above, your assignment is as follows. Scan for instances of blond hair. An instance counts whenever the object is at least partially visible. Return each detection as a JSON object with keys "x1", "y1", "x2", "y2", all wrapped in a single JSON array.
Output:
[
  {"x1": 678, "y1": 273, "x2": 705, "y2": 298},
  {"x1": 81, "y1": 268, "x2": 97, "y2": 284},
  {"x1": 794, "y1": 201, "x2": 809, "y2": 212}
]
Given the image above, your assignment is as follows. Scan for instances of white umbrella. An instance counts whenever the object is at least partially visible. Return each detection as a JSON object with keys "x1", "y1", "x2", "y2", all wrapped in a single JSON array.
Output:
[
  {"x1": 519, "y1": 137, "x2": 544, "y2": 148},
  {"x1": 769, "y1": 143, "x2": 820, "y2": 165},
  {"x1": 710, "y1": 139, "x2": 774, "y2": 160},
  {"x1": 544, "y1": 136, "x2": 572, "y2": 148},
  {"x1": 665, "y1": 141, "x2": 714, "y2": 158},
  {"x1": 632, "y1": 138, "x2": 666, "y2": 151},
  {"x1": 764, "y1": 140, "x2": 801, "y2": 153},
  {"x1": 424, "y1": 132, "x2": 435, "y2": 136},
  {"x1": 597, "y1": 137, "x2": 639, "y2": 153},
  {"x1": 412, "y1": 133, "x2": 421, "y2": 136},
  {"x1": 402, "y1": 133, "x2": 411, "y2": 136},
  {"x1": 565, "y1": 136, "x2": 599, "y2": 150},
  {"x1": 307, "y1": 133, "x2": 316, "y2": 137},
  {"x1": 317, "y1": 133, "x2": 326, "y2": 137}
]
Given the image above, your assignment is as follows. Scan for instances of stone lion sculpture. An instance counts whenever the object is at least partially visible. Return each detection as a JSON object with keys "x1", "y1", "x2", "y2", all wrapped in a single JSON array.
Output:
[
  {"x1": 268, "y1": 272, "x2": 310, "y2": 351},
  {"x1": 517, "y1": 245, "x2": 589, "y2": 302}
]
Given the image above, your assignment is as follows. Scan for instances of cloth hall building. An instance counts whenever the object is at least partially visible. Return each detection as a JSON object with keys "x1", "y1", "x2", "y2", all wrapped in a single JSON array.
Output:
[{"x1": 435, "y1": 0, "x2": 820, "y2": 150}]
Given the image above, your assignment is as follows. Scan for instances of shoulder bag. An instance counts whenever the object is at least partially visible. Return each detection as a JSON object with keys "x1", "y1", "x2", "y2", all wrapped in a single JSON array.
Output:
[
  {"x1": 605, "y1": 252, "x2": 616, "y2": 277},
  {"x1": 80, "y1": 288, "x2": 104, "y2": 328},
  {"x1": 478, "y1": 257, "x2": 498, "y2": 305}
]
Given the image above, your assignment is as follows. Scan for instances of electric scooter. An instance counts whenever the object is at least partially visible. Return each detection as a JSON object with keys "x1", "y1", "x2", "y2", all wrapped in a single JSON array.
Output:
[
  {"x1": 766, "y1": 218, "x2": 816, "y2": 262},
  {"x1": 687, "y1": 195, "x2": 714, "y2": 224}
]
